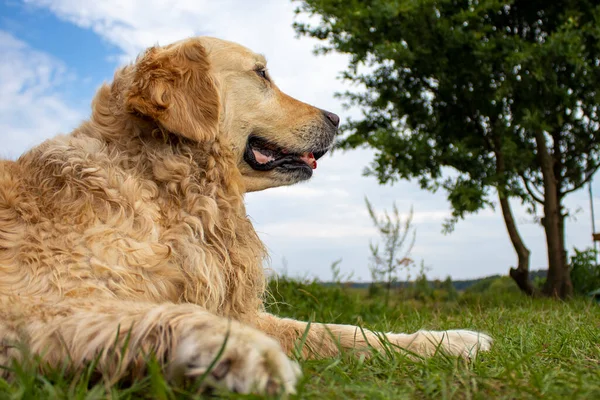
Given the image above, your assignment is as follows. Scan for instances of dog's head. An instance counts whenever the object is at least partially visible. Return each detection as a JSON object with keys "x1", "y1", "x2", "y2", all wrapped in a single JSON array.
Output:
[{"x1": 125, "y1": 37, "x2": 339, "y2": 192}]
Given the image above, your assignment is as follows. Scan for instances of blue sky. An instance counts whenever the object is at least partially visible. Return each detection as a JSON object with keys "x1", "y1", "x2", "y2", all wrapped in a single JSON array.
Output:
[
  {"x1": 2, "y1": 0, "x2": 599, "y2": 282},
  {"x1": 1, "y1": 0, "x2": 116, "y2": 106},
  {"x1": 2, "y1": 1, "x2": 116, "y2": 74}
]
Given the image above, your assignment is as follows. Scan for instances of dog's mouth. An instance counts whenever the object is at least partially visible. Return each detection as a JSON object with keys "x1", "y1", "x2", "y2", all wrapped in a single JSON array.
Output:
[{"x1": 243, "y1": 136, "x2": 329, "y2": 174}]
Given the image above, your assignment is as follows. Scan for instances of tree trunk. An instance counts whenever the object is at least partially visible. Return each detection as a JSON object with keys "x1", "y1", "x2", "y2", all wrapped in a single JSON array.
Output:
[
  {"x1": 534, "y1": 131, "x2": 573, "y2": 298},
  {"x1": 500, "y1": 195, "x2": 535, "y2": 295},
  {"x1": 492, "y1": 133, "x2": 535, "y2": 295}
]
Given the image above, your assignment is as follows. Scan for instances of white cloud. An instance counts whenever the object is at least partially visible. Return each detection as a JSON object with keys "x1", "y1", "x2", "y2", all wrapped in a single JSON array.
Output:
[
  {"x1": 23, "y1": 0, "x2": 350, "y2": 109},
  {"x1": 0, "y1": 30, "x2": 83, "y2": 158},
  {"x1": 258, "y1": 221, "x2": 377, "y2": 240},
  {"x1": 257, "y1": 185, "x2": 350, "y2": 200},
  {"x1": 9, "y1": 1, "x2": 600, "y2": 281}
]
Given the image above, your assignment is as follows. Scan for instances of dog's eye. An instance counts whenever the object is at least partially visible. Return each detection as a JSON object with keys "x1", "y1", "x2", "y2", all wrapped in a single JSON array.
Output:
[{"x1": 255, "y1": 69, "x2": 269, "y2": 81}]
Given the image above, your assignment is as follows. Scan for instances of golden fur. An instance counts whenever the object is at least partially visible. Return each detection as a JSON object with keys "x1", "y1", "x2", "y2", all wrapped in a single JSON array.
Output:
[{"x1": 0, "y1": 37, "x2": 491, "y2": 395}]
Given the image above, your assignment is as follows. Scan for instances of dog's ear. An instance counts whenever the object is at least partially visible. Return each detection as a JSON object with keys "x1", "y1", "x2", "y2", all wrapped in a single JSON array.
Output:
[{"x1": 126, "y1": 40, "x2": 219, "y2": 142}]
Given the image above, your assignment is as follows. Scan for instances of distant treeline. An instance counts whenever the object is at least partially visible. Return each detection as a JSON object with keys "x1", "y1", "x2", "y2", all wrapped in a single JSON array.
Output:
[{"x1": 321, "y1": 270, "x2": 548, "y2": 291}]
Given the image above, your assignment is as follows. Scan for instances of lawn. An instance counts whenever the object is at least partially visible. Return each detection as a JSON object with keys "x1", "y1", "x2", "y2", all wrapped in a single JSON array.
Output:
[{"x1": 1, "y1": 277, "x2": 599, "y2": 399}]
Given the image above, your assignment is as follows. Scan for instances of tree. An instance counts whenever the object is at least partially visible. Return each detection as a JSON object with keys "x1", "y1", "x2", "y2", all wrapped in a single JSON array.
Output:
[
  {"x1": 443, "y1": 276, "x2": 459, "y2": 301},
  {"x1": 295, "y1": 0, "x2": 600, "y2": 298},
  {"x1": 365, "y1": 197, "x2": 416, "y2": 306}
]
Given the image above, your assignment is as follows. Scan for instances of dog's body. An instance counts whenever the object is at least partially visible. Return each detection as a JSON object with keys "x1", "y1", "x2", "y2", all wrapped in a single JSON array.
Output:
[{"x1": 0, "y1": 37, "x2": 491, "y2": 394}]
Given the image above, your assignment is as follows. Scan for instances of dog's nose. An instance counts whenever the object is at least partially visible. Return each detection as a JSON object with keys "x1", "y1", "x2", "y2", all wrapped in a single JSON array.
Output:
[{"x1": 322, "y1": 110, "x2": 340, "y2": 128}]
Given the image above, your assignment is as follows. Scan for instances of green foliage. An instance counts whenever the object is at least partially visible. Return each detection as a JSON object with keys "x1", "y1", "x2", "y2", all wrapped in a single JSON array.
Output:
[
  {"x1": 460, "y1": 276, "x2": 525, "y2": 308},
  {"x1": 464, "y1": 275, "x2": 521, "y2": 295},
  {"x1": 464, "y1": 276, "x2": 504, "y2": 294},
  {"x1": 532, "y1": 274, "x2": 547, "y2": 290},
  {"x1": 442, "y1": 275, "x2": 459, "y2": 301},
  {"x1": 367, "y1": 280, "x2": 382, "y2": 298},
  {"x1": 295, "y1": 0, "x2": 600, "y2": 213},
  {"x1": 570, "y1": 247, "x2": 600, "y2": 295},
  {"x1": 412, "y1": 262, "x2": 434, "y2": 302},
  {"x1": 329, "y1": 258, "x2": 353, "y2": 283}
]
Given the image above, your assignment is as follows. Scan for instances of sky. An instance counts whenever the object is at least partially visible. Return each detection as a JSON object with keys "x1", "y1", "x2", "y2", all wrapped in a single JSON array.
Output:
[{"x1": 1, "y1": 0, "x2": 599, "y2": 282}]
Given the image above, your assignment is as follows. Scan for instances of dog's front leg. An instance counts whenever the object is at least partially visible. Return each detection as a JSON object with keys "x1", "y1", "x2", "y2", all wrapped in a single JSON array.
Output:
[
  {"x1": 0, "y1": 298, "x2": 300, "y2": 394},
  {"x1": 256, "y1": 313, "x2": 492, "y2": 359}
]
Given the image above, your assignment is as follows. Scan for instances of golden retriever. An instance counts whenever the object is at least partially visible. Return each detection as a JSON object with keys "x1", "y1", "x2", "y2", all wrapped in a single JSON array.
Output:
[{"x1": 0, "y1": 37, "x2": 491, "y2": 395}]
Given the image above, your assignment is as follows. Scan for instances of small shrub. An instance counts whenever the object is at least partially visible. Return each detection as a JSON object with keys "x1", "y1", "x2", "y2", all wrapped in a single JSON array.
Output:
[
  {"x1": 365, "y1": 197, "x2": 417, "y2": 306},
  {"x1": 463, "y1": 276, "x2": 499, "y2": 294},
  {"x1": 412, "y1": 263, "x2": 433, "y2": 301},
  {"x1": 368, "y1": 282, "x2": 382, "y2": 298},
  {"x1": 570, "y1": 247, "x2": 600, "y2": 295},
  {"x1": 442, "y1": 276, "x2": 459, "y2": 301},
  {"x1": 460, "y1": 276, "x2": 523, "y2": 305}
]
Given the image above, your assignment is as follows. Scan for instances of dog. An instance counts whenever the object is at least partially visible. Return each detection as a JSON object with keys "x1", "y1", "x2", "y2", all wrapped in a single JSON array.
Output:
[{"x1": 0, "y1": 37, "x2": 492, "y2": 395}]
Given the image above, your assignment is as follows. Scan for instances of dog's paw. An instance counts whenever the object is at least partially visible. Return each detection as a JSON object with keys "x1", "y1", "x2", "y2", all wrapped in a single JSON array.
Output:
[
  {"x1": 170, "y1": 323, "x2": 301, "y2": 395},
  {"x1": 390, "y1": 329, "x2": 492, "y2": 359},
  {"x1": 430, "y1": 329, "x2": 492, "y2": 358}
]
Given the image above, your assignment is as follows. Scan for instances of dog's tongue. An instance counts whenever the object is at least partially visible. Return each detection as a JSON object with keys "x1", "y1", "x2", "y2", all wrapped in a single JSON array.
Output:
[
  {"x1": 252, "y1": 149, "x2": 275, "y2": 164},
  {"x1": 300, "y1": 152, "x2": 317, "y2": 169}
]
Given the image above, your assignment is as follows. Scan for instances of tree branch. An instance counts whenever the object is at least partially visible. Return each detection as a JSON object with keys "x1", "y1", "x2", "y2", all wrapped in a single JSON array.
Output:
[
  {"x1": 519, "y1": 173, "x2": 545, "y2": 204},
  {"x1": 560, "y1": 162, "x2": 600, "y2": 196}
]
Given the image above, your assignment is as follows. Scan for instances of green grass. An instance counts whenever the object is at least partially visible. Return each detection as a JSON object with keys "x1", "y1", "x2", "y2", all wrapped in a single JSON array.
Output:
[{"x1": 1, "y1": 277, "x2": 599, "y2": 399}]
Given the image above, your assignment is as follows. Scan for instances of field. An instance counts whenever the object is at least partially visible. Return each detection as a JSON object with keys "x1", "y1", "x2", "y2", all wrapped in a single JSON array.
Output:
[{"x1": 1, "y1": 277, "x2": 599, "y2": 399}]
